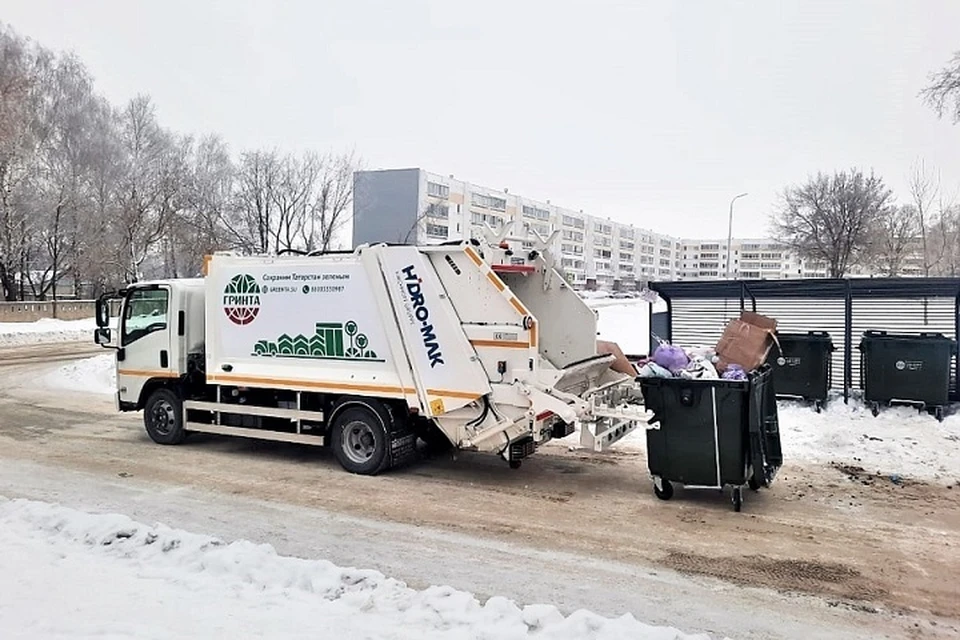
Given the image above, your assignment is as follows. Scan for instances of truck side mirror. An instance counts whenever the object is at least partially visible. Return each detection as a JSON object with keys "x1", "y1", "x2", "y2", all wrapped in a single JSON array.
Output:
[
  {"x1": 95, "y1": 297, "x2": 111, "y2": 328},
  {"x1": 94, "y1": 327, "x2": 111, "y2": 346}
]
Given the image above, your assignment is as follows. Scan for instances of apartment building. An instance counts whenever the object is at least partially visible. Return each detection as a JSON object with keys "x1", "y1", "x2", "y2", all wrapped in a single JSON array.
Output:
[
  {"x1": 353, "y1": 168, "x2": 682, "y2": 290},
  {"x1": 679, "y1": 238, "x2": 829, "y2": 280}
]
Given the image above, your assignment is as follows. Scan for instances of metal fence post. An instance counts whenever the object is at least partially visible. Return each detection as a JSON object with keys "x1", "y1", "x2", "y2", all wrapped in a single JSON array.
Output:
[{"x1": 844, "y1": 280, "x2": 853, "y2": 404}]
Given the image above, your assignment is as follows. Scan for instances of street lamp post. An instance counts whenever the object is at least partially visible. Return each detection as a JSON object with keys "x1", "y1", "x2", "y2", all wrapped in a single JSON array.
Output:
[{"x1": 725, "y1": 192, "x2": 748, "y2": 279}]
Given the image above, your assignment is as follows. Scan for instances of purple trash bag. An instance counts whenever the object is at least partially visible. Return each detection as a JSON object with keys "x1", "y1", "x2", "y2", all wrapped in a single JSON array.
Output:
[
  {"x1": 652, "y1": 344, "x2": 690, "y2": 373},
  {"x1": 721, "y1": 364, "x2": 748, "y2": 381}
]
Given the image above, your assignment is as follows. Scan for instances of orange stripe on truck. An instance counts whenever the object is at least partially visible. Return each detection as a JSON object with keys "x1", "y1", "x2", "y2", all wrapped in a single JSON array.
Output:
[
  {"x1": 464, "y1": 246, "x2": 484, "y2": 266},
  {"x1": 426, "y1": 388, "x2": 481, "y2": 400},
  {"x1": 509, "y1": 296, "x2": 528, "y2": 315},
  {"x1": 486, "y1": 272, "x2": 506, "y2": 291},
  {"x1": 118, "y1": 369, "x2": 179, "y2": 378},
  {"x1": 470, "y1": 339, "x2": 530, "y2": 349}
]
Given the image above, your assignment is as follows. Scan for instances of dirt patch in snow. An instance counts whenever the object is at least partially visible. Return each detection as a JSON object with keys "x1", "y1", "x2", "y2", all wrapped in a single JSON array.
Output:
[{"x1": 662, "y1": 552, "x2": 887, "y2": 603}]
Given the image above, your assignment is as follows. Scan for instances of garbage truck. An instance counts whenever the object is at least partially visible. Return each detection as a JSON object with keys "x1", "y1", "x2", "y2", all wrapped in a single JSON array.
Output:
[{"x1": 93, "y1": 231, "x2": 643, "y2": 474}]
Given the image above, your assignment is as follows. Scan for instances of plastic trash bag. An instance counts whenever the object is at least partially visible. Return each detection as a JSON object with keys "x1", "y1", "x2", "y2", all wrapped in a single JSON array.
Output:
[{"x1": 652, "y1": 344, "x2": 690, "y2": 373}]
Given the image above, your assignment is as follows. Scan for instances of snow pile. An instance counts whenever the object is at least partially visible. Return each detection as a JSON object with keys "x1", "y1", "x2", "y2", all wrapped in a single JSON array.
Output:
[
  {"x1": 0, "y1": 317, "x2": 96, "y2": 346},
  {"x1": 0, "y1": 498, "x2": 716, "y2": 640},
  {"x1": 42, "y1": 354, "x2": 115, "y2": 395},
  {"x1": 778, "y1": 396, "x2": 960, "y2": 483}
]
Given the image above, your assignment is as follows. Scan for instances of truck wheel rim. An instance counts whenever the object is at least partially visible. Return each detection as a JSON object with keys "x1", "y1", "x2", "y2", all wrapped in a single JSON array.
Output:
[
  {"x1": 343, "y1": 421, "x2": 376, "y2": 464},
  {"x1": 150, "y1": 400, "x2": 176, "y2": 436}
]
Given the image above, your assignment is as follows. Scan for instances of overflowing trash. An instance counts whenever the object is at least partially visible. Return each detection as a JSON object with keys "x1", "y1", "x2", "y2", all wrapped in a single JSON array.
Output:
[{"x1": 633, "y1": 311, "x2": 779, "y2": 381}]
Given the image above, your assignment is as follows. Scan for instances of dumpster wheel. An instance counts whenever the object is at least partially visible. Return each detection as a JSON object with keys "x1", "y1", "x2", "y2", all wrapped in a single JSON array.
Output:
[
  {"x1": 653, "y1": 478, "x2": 674, "y2": 501},
  {"x1": 732, "y1": 486, "x2": 743, "y2": 512},
  {"x1": 935, "y1": 406, "x2": 945, "y2": 422}
]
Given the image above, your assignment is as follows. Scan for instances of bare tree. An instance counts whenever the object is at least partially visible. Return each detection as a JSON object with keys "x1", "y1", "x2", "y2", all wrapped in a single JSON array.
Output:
[
  {"x1": 230, "y1": 150, "x2": 280, "y2": 254},
  {"x1": 867, "y1": 205, "x2": 919, "y2": 276},
  {"x1": 921, "y1": 51, "x2": 960, "y2": 123},
  {"x1": 307, "y1": 151, "x2": 356, "y2": 252},
  {"x1": 173, "y1": 134, "x2": 235, "y2": 273},
  {"x1": 772, "y1": 169, "x2": 893, "y2": 278},
  {"x1": 0, "y1": 22, "x2": 363, "y2": 296},
  {"x1": 906, "y1": 160, "x2": 946, "y2": 276},
  {"x1": 932, "y1": 205, "x2": 960, "y2": 276},
  {"x1": 0, "y1": 25, "x2": 56, "y2": 299},
  {"x1": 111, "y1": 95, "x2": 176, "y2": 282},
  {"x1": 229, "y1": 150, "x2": 358, "y2": 254}
]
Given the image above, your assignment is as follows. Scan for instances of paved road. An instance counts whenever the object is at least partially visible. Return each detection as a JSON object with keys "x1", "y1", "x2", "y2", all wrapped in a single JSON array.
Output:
[{"x1": 1, "y1": 342, "x2": 957, "y2": 639}]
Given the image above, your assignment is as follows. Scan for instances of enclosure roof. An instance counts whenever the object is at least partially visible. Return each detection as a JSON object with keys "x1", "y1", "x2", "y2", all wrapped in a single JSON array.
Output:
[{"x1": 651, "y1": 277, "x2": 960, "y2": 300}]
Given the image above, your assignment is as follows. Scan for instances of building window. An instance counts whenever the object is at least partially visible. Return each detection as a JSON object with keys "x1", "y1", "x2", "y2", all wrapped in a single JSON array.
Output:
[
  {"x1": 562, "y1": 229, "x2": 584, "y2": 242},
  {"x1": 471, "y1": 212, "x2": 502, "y2": 227},
  {"x1": 594, "y1": 222, "x2": 612, "y2": 235},
  {"x1": 523, "y1": 221, "x2": 551, "y2": 236},
  {"x1": 471, "y1": 193, "x2": 507, "y2": 211},
  {"x1": 620, "y1": 228, "x2": 634, "y2": 239},
  {"x1": 561, "y1": 243, "x2": 583, "y2": 255},
  {"x1": 659, "y1": 248, "x2": 671, "y2": 257},
  {"x1": 426, "y1": 223, "x2": 448, "y2": 238},
  {"x1": 594, "y1": 248, "x2": 612, "y2": 259},
  {"x1": 522, "y1": 205, "x2": 551, "y2": 221},
  {"x1": 427, "y1": 182, "x2": 449, "y2": 199},
  {"x1": 619, "y1": 252, "x2": 633, "y2": 262},
  {"x1": 700, "y1": 243, "x2": 720, "y2": 251},
  {"x1": 425, "y1": 202, "x2": 449, "y2": 219},
  {"x1": 562, "y1": 215, "x2": 585, "y2": 229},
  {"x1": 620, "y1": 240, "x2": 635, "y2": 250}
]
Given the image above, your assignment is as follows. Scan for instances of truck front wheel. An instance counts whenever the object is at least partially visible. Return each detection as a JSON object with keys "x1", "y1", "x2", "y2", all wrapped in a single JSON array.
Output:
[
  {"x1": 331, "y1": 404, "x2": 390, "y2": 475},
  {"x1": 143, "y1": 388, "x2": 186, "y2": 445}
]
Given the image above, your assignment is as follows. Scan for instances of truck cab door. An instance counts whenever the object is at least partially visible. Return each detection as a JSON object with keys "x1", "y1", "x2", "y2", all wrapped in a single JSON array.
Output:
[{"x1": 117, "y1": 286, "x2": 175, "y2": 408}]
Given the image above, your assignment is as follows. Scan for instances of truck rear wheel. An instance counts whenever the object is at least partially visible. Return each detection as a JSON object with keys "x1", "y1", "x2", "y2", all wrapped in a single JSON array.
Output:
[
  {"x1": 143, "y1": 388, "x2": 185, "y2": 445},
  {"x1": 331, "y1": 404, "x2": 391, "y2": 475}
]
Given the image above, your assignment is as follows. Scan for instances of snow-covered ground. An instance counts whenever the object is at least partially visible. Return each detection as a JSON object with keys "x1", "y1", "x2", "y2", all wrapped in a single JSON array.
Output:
[
  {"x1": 777, "y1": 395, "x2": 960, "y2": 483},
  {"x1": 0, "y1": 497, "x2": 713, "y2": 640},
  {"x1": 0, "y1": 317, "x2": 96, "y2": 346},
  {"x1": 42, "y1": 354, "x2": 115, "y2": 395}
]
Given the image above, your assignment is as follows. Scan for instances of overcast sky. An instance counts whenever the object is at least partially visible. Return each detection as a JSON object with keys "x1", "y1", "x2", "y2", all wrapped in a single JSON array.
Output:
[{"x1": 5, "y1": 0, "x2": 960, "y2": 239}]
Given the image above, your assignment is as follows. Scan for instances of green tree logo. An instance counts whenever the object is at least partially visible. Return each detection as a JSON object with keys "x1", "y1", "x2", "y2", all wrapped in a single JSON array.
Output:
[{"x1": 223, "y1": 274, "x2": 262, "y2": 325}]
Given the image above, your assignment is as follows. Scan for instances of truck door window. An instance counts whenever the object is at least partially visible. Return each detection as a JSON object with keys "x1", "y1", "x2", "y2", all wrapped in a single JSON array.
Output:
[{"x1": 122, "y1": 288, "x2": 169, "y2": 345}]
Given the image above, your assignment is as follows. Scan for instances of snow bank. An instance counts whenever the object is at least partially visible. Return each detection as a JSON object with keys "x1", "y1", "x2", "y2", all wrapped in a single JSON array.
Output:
[
  {"x1": 42, "y1": 354, "x2": 115, "y2": 395},
  {"x1": 778, "y1": 395, "x2": 960, "y2": 483},
  {"x1": 0, "y1": 498, "x2": 715, "y2": 640},
  {"x1": 0, "y1": 317, "x2": 96, "y2": 346}
]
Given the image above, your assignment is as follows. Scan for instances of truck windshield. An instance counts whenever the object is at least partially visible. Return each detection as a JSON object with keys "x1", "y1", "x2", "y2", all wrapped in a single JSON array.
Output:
[{"x1": 122, "y1": 288, "x2": 169, "y2": 345}]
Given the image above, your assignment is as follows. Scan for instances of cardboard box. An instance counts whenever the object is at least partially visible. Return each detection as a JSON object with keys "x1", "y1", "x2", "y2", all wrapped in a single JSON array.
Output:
[
  {"x1": 597, "y1": 340, "x2": 638, "y2": 376},
  {"x1": 715, "y1": 311, "x2": 778, "y2": 373}
]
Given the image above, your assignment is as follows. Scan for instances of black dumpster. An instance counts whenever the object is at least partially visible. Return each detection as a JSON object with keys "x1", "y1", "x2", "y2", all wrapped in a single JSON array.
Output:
[
  {"x1": 766, "y1": 331, "x2": 835, "y2": 412},
  {"x1": 858, "y1": 331, "x2": 956, "y2": 422},
  {"x1": 639, "y1": 365, "x2": 782, "y2": 511}
]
